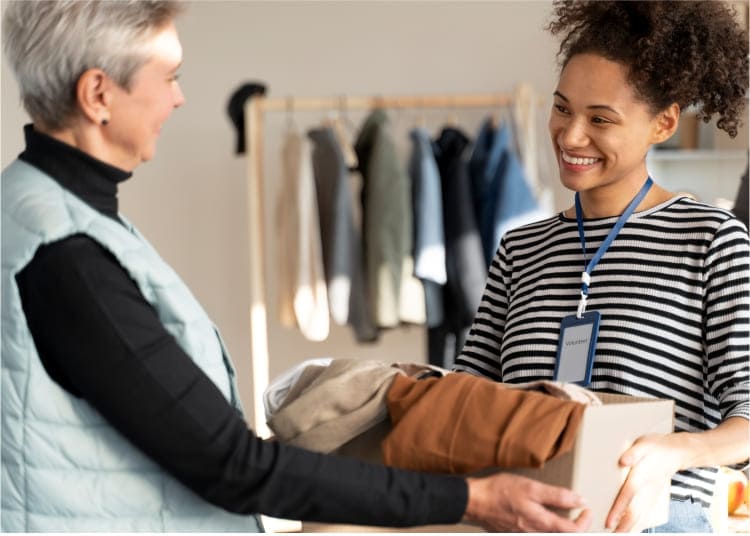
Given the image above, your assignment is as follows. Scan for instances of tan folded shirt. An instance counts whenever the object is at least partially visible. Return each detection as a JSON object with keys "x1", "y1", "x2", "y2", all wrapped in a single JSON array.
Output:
[{"x1": 382, "y1": 373, "x2": 585, "y2": 473}]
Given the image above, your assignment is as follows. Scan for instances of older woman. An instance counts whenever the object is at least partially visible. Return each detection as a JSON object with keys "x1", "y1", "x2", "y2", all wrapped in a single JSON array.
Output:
[{"x1": 1, "y1": 1, "x2": 591, "y2": 532}]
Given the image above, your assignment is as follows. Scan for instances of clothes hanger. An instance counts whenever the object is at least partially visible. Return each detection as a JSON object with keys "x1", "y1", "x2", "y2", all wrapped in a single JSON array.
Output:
[
  {"x1": 337, "y1": 95, "x2": 359, "y2": 135},
  {"x1": 414, "y1": 97, "x2": 427, "y2": 130},
  {"x1": 489, "y1": 108, "x2": 503, "y2": 130},
  {"x1": 284, "y1": 96, "x2": 299, "y2": 134},
  {"x1": 446, "y1": 96, "x2": 459, "y2": 128}
]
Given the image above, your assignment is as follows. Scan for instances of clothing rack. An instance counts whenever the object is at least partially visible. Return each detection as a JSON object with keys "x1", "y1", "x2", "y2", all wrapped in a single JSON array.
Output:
[{"x1": 243, "y1": 90, "x2": 515, "y2": 436}]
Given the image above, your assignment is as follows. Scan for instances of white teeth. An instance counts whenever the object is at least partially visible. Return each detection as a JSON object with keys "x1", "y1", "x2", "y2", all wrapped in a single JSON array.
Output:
[{"x1": 561, "y1": 151, "x2": 599, "y2": 165}]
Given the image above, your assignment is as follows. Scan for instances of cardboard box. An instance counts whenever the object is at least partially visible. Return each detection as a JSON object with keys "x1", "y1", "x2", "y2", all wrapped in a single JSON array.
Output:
[
  {"x1": 505, "y1": 392, "x2": 675, "y2": 532},
  {"x1": 326, "y1": 392, "x2": 675, "y2": 533}
]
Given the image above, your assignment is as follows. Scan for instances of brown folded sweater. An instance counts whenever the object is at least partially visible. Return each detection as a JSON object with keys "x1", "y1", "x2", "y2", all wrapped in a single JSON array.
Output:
[{"x1": 382, "y1": 373, "x2": 585, "y2": 473}]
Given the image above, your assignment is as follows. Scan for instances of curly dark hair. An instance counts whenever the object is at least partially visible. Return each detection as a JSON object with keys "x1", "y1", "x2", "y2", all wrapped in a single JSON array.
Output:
[{"x1": 547, "y1": 1, "x2": 749, "y2": 137}]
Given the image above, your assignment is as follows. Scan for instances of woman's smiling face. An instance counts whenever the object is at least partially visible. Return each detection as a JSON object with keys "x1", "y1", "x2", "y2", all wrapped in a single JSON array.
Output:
[{"x1": 549, "y1": 53, "x2": 671, "y2": 198}]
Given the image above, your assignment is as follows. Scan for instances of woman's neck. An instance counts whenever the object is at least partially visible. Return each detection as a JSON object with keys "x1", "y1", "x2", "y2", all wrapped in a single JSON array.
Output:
[
  {"x1": 565, "y1": 180, "x2": 674, "y2": 219},
  {"x1": 33, "y1": 121, "x2": 135, "y2": 172}
]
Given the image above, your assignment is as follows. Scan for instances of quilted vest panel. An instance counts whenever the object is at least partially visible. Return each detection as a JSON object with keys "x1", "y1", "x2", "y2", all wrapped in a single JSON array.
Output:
[{"x1": 1, "y1": 159, "x2": 262, "y2": 532}]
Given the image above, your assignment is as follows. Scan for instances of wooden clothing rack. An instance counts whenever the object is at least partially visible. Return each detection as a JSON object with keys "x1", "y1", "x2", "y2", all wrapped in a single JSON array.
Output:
[{"x1": 242, "y1": 90, "x2": 514, "y2": 436}]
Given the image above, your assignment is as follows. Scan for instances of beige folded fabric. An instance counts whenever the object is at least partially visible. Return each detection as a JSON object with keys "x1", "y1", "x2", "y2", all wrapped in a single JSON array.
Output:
[{"x1": 267, "y1": 359, "x2": 405, "y2": 453}]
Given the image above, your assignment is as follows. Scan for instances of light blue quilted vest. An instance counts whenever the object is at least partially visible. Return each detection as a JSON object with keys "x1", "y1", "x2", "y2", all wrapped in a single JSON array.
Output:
[{"x1": 1, "y1": 159, "x2": 263, "y2": 532}]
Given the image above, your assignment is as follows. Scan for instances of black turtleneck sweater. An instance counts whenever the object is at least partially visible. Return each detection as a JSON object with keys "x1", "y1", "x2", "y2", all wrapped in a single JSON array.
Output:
[{"x1": 13, "y1": 125, "x2": 467, "y2": 526}]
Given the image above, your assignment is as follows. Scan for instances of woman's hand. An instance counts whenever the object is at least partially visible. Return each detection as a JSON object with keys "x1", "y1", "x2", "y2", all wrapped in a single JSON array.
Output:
[
  {"x1": 464, "y1": 473, "x2": 592, "y2": 532},
  {"x1": 609, "y1": 418, "x2": 750, "y2": 532},
  {"x1": 606, "y1": 433, "x2": 685, "y2": 532}
]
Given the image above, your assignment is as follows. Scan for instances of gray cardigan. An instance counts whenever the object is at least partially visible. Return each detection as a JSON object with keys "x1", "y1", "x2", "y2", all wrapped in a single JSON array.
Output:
[{"x1": 309, "y1": 126, "x2": 377, "y2": 342}]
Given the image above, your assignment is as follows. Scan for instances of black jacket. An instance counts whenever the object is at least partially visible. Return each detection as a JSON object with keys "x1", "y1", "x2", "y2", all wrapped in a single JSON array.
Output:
[{"x1": 434, "y1": 127, "x2": 487, "y2": 331}]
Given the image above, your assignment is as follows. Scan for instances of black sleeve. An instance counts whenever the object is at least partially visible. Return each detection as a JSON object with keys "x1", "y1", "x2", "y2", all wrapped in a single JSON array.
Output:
[{"x1": 16, "y1": 234, "x2": 467, "y2": 527}]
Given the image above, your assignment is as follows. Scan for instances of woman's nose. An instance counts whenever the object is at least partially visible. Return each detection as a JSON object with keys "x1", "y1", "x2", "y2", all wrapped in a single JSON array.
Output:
[
  {"x1": 559, "y1": 118, "x2": 589, "y2": 148},
  {"x1": 173, "y1": 83, "x2": 185, "y2": 108}
]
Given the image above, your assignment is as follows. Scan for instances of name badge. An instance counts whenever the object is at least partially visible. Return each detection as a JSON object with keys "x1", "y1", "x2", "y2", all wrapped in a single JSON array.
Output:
[{"x1": 553, "y1": 311, "x2": 601, "y2": 386}]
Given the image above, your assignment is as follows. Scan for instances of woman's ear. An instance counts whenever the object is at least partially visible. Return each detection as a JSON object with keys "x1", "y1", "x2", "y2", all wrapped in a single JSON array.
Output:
[
  {"x1": 76, "y1": 68, "x2": 112, "y2": 125},
  {"x1": 650, "y1": 103, "x2": 680, "y2": 144}
]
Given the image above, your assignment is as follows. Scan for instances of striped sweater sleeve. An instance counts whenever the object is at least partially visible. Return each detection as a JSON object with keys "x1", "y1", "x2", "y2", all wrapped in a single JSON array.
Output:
[{"x1": 704, "y1": 218, "x2": 749, "y2": 422}]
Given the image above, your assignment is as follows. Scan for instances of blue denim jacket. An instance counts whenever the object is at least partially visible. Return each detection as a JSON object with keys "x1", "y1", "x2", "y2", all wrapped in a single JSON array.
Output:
[{"x1": 469, "y1": 118, "x2": 538, "y2": 266}]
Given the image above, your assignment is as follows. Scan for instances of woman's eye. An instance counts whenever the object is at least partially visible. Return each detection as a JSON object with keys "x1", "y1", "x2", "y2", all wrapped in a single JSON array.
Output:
[
  {"x1": 554, "y1": 104, "x2": 569, "y2": 114},
  {"x1": 591, "y1": 116, "x2": 610, "y2": 124}
]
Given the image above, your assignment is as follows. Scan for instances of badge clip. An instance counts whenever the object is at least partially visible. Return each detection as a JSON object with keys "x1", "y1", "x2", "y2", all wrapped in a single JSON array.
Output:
[
  {"x1": 577, "y1": 272, "x2": 591, "y2": 318},
  {"x1": 577, "y1": 292, "x2": 588, "y2": 318}
]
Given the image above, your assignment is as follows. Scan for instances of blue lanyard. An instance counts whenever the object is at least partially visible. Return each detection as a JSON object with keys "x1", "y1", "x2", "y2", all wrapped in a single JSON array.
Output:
[{"x1": 574, "y1": 177, "x2": 653, "y2": 317}]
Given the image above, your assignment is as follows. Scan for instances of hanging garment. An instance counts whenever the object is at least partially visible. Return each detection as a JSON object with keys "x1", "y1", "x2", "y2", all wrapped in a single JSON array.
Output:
[
  {"x1": 308, "y1": 127, "x2": 377, "y2": 342},
  {"x1": 382, "y1": 373, "x2": 585, "y2": 474},
  {"x1": 513, "y1": 84, "x2": 556, "y2": 219},
  {"x1": 732, "y1": 165, "x2": 749, "y2": 229},
  {"x1": 397, "y1": 255, "x2": 426, "y2": 324},
  {"x1": 429, "y1": 127, "x2": 486, "y2": 367},
  {"x1": 427, "y1": 326, "x2": 468, "y2": 370},
  {"x1": 325, "y1": 115, "x2": 359, "y2": 170},
  {"x1": 355, "y1": 109, "x2": 421, "y2": 328},
  {"x1": 469, "y1": 118, "x2": 543, "y2": 266},
  {"x1": 276, "y1": 127, "x2": 329, "y2": 341},
  {"x1": 513, "y1": 83, "x2": 541, "y2": 194},
  {"x1": 409, "y1": 127, "x2": 446, "y2": 329}
]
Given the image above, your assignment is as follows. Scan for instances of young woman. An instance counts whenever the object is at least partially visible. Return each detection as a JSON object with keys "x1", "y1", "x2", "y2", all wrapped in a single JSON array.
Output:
[
  {"x1": 455, "y1": 1, "x2": 749, "y2": 532},
  {"x1": 1, "y1": 0, "x2": 591, "y2": 532}
]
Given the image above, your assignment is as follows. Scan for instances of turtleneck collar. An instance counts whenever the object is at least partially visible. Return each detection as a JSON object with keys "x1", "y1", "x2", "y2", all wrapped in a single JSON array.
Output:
[{"x1": 18, "y1": 124, "x2": 132, "y2": 222}]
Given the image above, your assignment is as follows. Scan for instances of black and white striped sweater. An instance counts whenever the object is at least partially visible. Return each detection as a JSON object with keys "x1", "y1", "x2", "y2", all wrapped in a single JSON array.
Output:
[{"x1": 454, "y1": 196, "x2": 750, "y2": 508}]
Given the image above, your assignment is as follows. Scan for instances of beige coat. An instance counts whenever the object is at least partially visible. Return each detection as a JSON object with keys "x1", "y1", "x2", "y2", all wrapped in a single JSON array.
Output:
[{"x1": 276, "y1": 127, "x2": 329, "y2": 341}]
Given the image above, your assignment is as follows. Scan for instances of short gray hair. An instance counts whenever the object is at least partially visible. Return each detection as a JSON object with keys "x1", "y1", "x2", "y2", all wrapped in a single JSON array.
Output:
[{"x1": 2, "y1": 0, "x2": 184, "y2": 130}]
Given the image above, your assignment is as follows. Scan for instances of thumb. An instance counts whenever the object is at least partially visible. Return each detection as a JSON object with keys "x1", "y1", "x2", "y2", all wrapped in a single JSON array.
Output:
[
  {"x1": 536, "y1": 481, "x2": 586, "y2": 510},
  {"x1": 619, "y1": 440, "x2": 648, "y2": 467}
]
